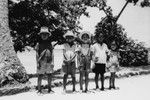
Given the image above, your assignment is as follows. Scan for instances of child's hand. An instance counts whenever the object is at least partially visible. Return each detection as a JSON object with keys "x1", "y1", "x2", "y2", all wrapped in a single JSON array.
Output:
[
  {"x1": 94, "y1": 57, "x2": 99, "y2": 62},
  {"x1": 106, "y1": 62, "x2": 110, "y2": 68},
  {"x1": 51, "y1": 64, "x2": 54, "y2": 68},
  {"x1": 91, "y1": 63, "x2": 95, "y2": 69},
  {"x1": 37, "y1": 64, "x2": 40, "y2": 70},
  {"x1": 47, "y1": 57, "x2": 51, "y2": 62},
  {"x1": 63, "y1": 59, "x2": 72, "y2": 64},
  {"x1": 116, "y1": 65, "x2": 120, "y2": 71},
  {"x1": 106, "y1": 67, "x2": 110, "y2": 72},
  {"x1": 76, "y1": 68, "x2": 79, "y2": 73},
  {"x1": 63, "y1": 60, "x2": 68, "y2": 63},
  {"x1": 87, "y1": 69, "x2": 91, "y2": 73},
  {"x1": 61, "y1": 68, "x2": 64, "y2": 75}
]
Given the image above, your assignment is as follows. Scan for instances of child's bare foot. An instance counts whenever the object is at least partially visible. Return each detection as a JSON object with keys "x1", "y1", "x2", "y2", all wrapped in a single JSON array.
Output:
[
  {"x1": 84, "y1": 88, "x2": 88, "y2": 92},
  {"x1": 63, "y1": 89, "x2": 66, "y2": 93},
  {"x1": 80, "y1": 87, "x2": 83, "y2": 91},
  {"x1": 37, "y1": 90, "x2": 43, "y2": 95},
  {"x1": 84, "y1": 90, "x2": 88, "y2": 93},
  {"x1": 72, "y1": 89, "x2": 76, "y2": 92},
  {"x1": 48, "y1": 89, "x2": 54, "y2": 93},
  {"x1": 100, "y1": 87, "x2": 104, "y2": 91},
  {"x1": 37, "y1": 91, "x2": 42, "y2": 94},
  {"x1": 109, "y1": 86, "x2": 112, "y2": 90},
  {"x1": 112, "y1": 86, "x2": 116, "y2": 89},
  {"x1": 96, "y1": 86, "x2": 99, "y2": 89}
]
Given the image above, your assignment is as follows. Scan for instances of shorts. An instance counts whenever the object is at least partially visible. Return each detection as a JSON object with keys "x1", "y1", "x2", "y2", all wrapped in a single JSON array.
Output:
[
  {"x1": 79, "y1": 55, "x2": 91, "y2": 71},
  {"x1": 92, "y1": 63, "x2": 106, "y2": 74},
  {"x1": 62, "y1": 61, "x2": 76, "y2": 75}
]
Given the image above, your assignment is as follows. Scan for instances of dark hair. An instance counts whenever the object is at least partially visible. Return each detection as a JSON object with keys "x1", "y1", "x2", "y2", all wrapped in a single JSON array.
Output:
[
  {"x1": 81, "y1": 33, "x2": 90, "y2": 39},
  {"x1": 95, "y1": 33, "x2": 104, "y2": 41},
  {"x1": 108, "y1": 36, "x2": 120, "y2": 51}
]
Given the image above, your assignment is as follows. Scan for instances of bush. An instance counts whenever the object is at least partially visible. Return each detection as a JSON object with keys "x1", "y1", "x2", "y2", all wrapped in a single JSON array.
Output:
[{"x1": 95, "y1": 16, "x2": 148, "y2": 66}]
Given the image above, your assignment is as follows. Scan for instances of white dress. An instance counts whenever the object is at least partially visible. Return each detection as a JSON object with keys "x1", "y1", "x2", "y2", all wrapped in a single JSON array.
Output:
[{"x1": 107, "y1": 51, "x2": 119, "y2": 72}]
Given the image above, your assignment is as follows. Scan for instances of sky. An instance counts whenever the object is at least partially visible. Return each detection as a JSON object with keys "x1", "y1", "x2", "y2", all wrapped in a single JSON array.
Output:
[{"x1": 79, "y1": 0, "x2": 150, "y2": 47}]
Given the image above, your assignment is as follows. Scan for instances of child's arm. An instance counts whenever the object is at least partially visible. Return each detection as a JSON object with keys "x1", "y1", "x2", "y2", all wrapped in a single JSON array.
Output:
[
  {"x1": 51, "y1": 50, "x2": 54, "y2": 68},
  {"x1": 70, "y1": 44, "x2": 80, "y2": 62},
  {"x1": 116, "y1": 52, "x2": 120, "y2": 71},
  {"x1": 90, "y1": 45, "x2": 96, "y2": 62},
  {"x1": 35, "y1": 43, "x2": 40, "y2": 69},
  {"x1": 106, "y1": 53, "x2": 110, "y2": 62},
  {"x1": 63, "y1": 49, "x2": 68, "y2": 62},
  {"x1": 105, "y1": 44, "x2": 110, "y2": 62}
]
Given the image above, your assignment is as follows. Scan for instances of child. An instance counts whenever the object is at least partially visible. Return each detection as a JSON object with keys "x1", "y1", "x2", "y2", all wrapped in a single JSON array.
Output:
[
  {"x1": 77, "y1": 31, "x2": 92, "y2": 92},
  {"x1": 107, "y1": 40, "x2": 120, "y2": 89},
  {"x1": 62, "y1": 30, "x2": 77, "y2": 92},
  {"x1": 35, "y1": 27, "x2": 54, "y2": 93},
  {"x1": 91, "y1": 33, "x2": 109, "y2": 91}
]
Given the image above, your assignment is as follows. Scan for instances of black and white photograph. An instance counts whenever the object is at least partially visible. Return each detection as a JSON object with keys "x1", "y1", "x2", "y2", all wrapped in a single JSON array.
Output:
[{"x1": 0, "y1": 0, "x2": 150, "y2": 100}]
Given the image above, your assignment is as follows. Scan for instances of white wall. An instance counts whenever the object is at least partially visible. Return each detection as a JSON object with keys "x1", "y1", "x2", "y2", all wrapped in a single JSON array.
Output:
[{"x1": 17, "y1": 47, "x2": 63, "y2": 74}]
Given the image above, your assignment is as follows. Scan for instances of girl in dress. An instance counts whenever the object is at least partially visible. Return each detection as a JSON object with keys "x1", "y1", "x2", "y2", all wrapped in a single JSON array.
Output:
[
  {"x1": 77, "y1": 31, "x2": 92, "y2": 92},
  {"x1": 107, "y1": 40, "x2": 120, "y2": 89},
  {"x1": 35, "y1": 27, "x2": 54, "y2": 93}
]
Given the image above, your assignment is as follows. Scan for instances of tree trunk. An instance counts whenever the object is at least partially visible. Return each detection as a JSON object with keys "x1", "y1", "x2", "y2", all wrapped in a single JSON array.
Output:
[{"x1": 0, "y1": 0, "x2": 28, "y2": 87}]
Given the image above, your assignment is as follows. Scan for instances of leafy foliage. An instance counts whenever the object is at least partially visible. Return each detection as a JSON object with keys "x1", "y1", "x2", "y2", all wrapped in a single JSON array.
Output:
[
  {"x1": 141, "y1": 0, "x2": 150, "y2": 7},
  {"x1": 127, "y1": 0, "x2": 150, "y2": 7},
  {"x1": 95, "y1": 13, "x2": 148, "y2": 66},
  {"x1": 9, "y1": 0, "x2": 149, "y2": 66},
  {"x1": 9, "y1": 0, "x2": 106, "y2": 52}
]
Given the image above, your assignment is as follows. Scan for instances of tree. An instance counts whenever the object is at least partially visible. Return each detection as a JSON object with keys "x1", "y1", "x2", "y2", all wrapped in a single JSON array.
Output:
[
  {"x1": 0, "y1": 0, "x2": 28, "y2": 87},
  {"x1": 8, "y1": 0, "x2": 108, "y2": 52},
  {"x1": 141, "y1": 0, "x2": 150, "y2": 7},
  {"x1": 94, "y1": 0, "x2": 149, "y2": 66}
]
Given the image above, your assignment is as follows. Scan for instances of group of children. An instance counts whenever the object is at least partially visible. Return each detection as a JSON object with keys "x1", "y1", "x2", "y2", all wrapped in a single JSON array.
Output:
[{"x1": 35, "y1": 26, "x2": 120, "y2": 93}]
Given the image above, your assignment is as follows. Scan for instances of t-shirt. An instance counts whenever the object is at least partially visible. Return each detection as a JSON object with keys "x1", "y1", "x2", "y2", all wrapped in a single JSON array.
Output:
[
  {"x1": 78, "y1": 44, "x2": 91, "y2": 56},
  {"x1": 91, "y1": 43, "x2": 109, "y2": 64},
  {"x1": 62, "y1": 43, "x2": 78, "y2": 61}
]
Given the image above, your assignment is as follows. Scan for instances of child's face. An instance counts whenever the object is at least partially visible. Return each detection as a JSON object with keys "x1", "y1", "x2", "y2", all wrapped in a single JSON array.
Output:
[
  {"x1": 40, "y1": 33, "x2": 49, "y2": 40},
  {"x1": 82, "y1": 34, "x2": 90, "y2": 42},
  {"x1": 111, "y1": 42, "x2": 117, "y2": 51},
  {"x1": 97, "y1": 34, "x2": 104, "y2": 43},
  {"x1": 66, "y1": 36, "x2": 74, "y2": 43}
]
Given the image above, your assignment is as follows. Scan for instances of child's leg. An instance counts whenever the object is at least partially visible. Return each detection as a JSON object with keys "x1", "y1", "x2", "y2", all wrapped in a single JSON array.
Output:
[
  {"x1": 112, "y1": 72, "x2": 116, "y2": 88},
  {"x1": 94, "y1": 73, "x2": 99, "y2": 89},
  {"x1": 79, "y1": 71, "x2": 83, "y2": 90},
  {"x1": 71, "y1": 74, "x2": 76, "y2": 91},
  {"x1": 100, "y1": 73, "x2": 105, "y2": 90},
  {"x1": 63, "y1": 74, "x2": 68, "y2": 91},
  {"x1": 85, "y1": 71, "x2": 89, "y2": 92},
  {"x1": 109, "y1": 73, "x2": 112, "y2": 88},
  {"x1": 47, "y1": 73, "x2": 52, "y2": 92},
  {"x1": 37, "y1": 74, "x2": 43, "y2": 93}
]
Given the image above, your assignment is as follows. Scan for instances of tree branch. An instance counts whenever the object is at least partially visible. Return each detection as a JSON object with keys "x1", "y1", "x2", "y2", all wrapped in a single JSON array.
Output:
[{"x1": 115, "y1": 0, "x2": 130, "y2": 22}]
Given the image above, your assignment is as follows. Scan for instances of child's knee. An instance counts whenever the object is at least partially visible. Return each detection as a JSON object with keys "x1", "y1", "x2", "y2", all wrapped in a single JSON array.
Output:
[
  {"x1": 38, "y1": 74, "x2": 43, "y2": 78},
  {"x1": 71, "y1": 75, "x2": 75, "y2": 80},
  {"x1": 47, "y1": 73, "x2": 52, "y2": 76}
]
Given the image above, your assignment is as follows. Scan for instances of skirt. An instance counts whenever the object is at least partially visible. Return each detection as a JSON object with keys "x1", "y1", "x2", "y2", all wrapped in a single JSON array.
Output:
[
  {"x1": 37, "y1": 49, "x2": 53, "y2": 74},
  {"x1": 37, "y1": 60, "x2": 53, "y2": 74}
]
